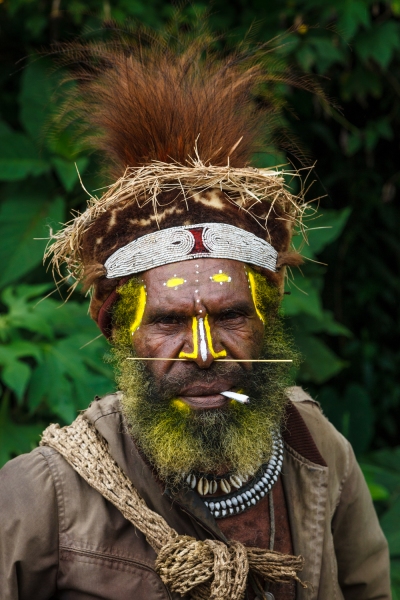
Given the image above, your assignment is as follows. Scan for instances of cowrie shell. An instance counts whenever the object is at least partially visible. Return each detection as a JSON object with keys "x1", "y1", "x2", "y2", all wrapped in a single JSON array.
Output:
[
  {"x1": 220, "y1": 478, "x2": 231, "y2": 494},
  {"x1": 186, "y1": 474, "x2": 196, "y2": 488},
  {"x1": 229, "y1": 475, "x2": 242, "y2": 489},
  {"x1": 197, "y1": 477, "x2": 209, "y2": 496},
  {"x1": 209, "y1": 480, "x2": 218, "y2": 494}
]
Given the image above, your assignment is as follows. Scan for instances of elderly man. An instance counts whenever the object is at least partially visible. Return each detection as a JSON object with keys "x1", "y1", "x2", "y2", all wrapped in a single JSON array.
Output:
[{"x1": 0, "y1": 29, "x2": 390, "y2": 600}]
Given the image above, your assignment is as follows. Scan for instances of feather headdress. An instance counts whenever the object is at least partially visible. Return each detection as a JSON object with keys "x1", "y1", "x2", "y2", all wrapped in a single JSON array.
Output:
[{"x1": 47, "y1": 22, "x2": 316, "y2": 333}]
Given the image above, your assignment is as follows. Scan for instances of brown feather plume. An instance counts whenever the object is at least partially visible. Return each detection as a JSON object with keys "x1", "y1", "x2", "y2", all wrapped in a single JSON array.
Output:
[{"x1": 54, "y1": 22, "x2": 321, "y2": 178}]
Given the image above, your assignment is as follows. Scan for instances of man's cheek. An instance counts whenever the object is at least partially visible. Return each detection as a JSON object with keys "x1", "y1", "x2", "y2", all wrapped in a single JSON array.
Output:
[
  {"x1": 134, "y1": 329, "x2": 182, "y2": 356},
  {"x1": 220, "y1": 325, "x2": 263, "y2": 353}
]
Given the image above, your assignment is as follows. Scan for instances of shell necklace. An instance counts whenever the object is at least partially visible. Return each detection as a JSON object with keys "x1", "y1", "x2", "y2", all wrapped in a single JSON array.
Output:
[{"x1": 184, "y1": 432, "x2": 284, "y2": 519}]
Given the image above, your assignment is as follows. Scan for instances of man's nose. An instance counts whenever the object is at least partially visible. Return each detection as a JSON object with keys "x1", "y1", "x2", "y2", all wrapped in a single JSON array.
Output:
[{"x1": 179, "y1": 315, "x2": 226, "y2": 368}]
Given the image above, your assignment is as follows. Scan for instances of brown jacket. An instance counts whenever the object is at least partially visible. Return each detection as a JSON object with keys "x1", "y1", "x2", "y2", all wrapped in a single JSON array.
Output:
[{"x1": 0, "y1": 388, "x2": 390, "y2": 599}]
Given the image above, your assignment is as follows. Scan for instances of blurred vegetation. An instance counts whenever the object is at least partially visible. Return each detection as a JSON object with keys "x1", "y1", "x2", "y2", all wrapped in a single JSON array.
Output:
[{"x1": 0, "y1": 0, "x2": 399, "y2": 593}]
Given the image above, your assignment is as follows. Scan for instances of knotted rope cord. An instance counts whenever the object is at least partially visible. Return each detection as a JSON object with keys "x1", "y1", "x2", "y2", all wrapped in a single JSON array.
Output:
[{"x1": 40, "y1": 415, "x2": 306, "y2": 600}]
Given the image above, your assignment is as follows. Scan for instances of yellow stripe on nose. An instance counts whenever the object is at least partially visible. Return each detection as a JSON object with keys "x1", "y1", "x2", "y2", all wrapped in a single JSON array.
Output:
[
  {"x1": 179, "y1": 317, "x2": 199, "y2": 359},
  {"x1": 204, "y1": 315, "x2": 227, "y2": 358}
]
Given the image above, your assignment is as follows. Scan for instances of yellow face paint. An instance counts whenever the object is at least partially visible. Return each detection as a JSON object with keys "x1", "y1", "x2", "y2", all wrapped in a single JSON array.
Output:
[
  {"x1": 171, "y1": 399, "x2": 190, "y2": 413},
  {"x1": 179, "y1": 316, "x2": 198, "y2": 359},
  {"x1": 165, "y1": 277, "x2": 185, "y2": 288},
  {"x1": 129, "y1": 285, "x2": 147, "y2": 335},
  {"x1": 204, "y1": 314, "x2": 227, "y2": 358},
  {"x1": 177, "y1": 315, "x2": 227, "y2": 361},
  {"x1": 210, "y1": 272, "x2": 232, "y2": 283},
  {"x1": 247, "y1": 271, "x2": 264, "y2": 324}
]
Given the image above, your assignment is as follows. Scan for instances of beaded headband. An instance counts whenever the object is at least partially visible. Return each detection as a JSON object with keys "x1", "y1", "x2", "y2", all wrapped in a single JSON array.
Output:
[{"x1": 104, "y1": 222, "x2": 278, "y2": 278}]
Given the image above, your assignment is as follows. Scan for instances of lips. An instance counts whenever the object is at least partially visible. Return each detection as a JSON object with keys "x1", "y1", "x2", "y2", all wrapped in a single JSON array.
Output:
[
  {"x1": 178, "y1": 382, "x2": 235, "y2": 409},
  {"x1": 179, "y1": 383, "x2": 227, "y2": 396}
]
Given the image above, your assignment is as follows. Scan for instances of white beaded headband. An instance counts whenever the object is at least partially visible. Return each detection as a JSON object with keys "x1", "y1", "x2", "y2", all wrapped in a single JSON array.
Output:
[{"x1": 104, "y1": 222, "x2": 278, "y2": 278}]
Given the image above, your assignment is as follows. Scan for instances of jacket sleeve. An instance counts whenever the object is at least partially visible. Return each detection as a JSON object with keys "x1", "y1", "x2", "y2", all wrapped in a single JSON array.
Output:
[
  {"x1": 332, "y1": 442, "x2": 391, "y2": 600},
  {"x1": 0, "y1": 448, "x2": 59, "y2": 600}
]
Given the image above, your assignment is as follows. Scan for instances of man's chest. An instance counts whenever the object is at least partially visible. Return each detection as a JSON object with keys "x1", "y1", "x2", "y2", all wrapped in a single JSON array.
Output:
[{"x1": 217, "y1": 476, "x2": 296, "y2": 600}]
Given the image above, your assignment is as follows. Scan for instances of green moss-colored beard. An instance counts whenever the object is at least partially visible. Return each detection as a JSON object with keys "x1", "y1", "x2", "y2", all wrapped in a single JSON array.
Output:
[{"x1": 111, "y1": 270, "x2": 299, "y2": 490}]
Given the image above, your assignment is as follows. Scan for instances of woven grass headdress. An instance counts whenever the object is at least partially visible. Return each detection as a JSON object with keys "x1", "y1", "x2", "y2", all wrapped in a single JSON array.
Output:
[{"x1": 46, "y1": 23, "x2": 312, "y2": 336}]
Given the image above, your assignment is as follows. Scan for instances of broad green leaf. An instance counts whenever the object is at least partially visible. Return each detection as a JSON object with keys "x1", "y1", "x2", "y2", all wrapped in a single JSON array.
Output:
[
  {"x1": 392, "y1": 560, "x2": 400, "y2": 591},
  {"x1": 2, "y1": 361, "x2": 31, "y2": 402},
  {"x1": 0, "y1": 397, "x2": 44, "y2": 467},
  {"x1": 296, "y1": 44, "x2": 317, "y2": 71},
  {"x1": 46, "y1": 128, "x2": 85, "y2": 161},
  {"x1": 0, "y1": 191, "x2": 64, "y2": 287},
  {"x1": 294, "y1": 207, "x2": 351, "y2": 257},
  {"x1": 341, "y1": 66, "x2": 382, "y2": 101},
  {"x1": 27, "y1": 350, "x2": 76, "y2": 423},
  {"x1": 0, "y1": 120, "x2": 12, "y2": 136},
  {"x1": 18, "y1": 58, "x2": 59, "y2": 141},
  {"x1": 364, "y1": 118, "x2": 393, "y2": 152},
  {"x1": 282, "y1": 277, "x2": 324, "y2": 319},
  {"x1": 291, "y1": 311, "x2": 352, "y2": 337},
  {"x1": 345, "y1": 132, "x2": 363, "y2": 156},
  {"x1": 0, "y1": 340, "x2": 42, "y2": 363},
  {"x1": 51, "y1": 156, "x2": 89, "y2": 192},
  {"x1": 0, "y1": 131, "x2": 50, "y2": 181},
  {"x1": 360, "y1": 467, "x2": 390, "y2": 501},
  {"x1": 393, "y1": 0, "x2": 400, "y2": 17},
  {"x1": 27, "y1": 326, "x2": 113, "y2": 421},
  {"x1": 251, "y1": 152, "x2": 287, "y2": 169},
  {"x1": 336, "y1": 0, "x2": 370, "y2": 40},
  {"x1": 318, "y1": 385, "x2": 375, "y2": 454},
  {"x1": 361, "y1": 448, "x2": 400, "y2": 497},
  {"x1": 294, "y1": 334, "x2": 347, "y2": 383},
  {"x1": 366, "y1": 482, "x2": 390, "y2": 501},
  {"x1": 38, "y1": 300, "x2": 103, "y2": 337},
  {"x1": 1, "y1": 283, "x2": 53, "y2": 305},
  {"x1": 27, "y1": 351, "x2": 113, "y2": 421},
  {"x1": 355, "y1": 21, "x2": 400, "y2": 68},
  {"x1": 25, "y1": 14, "x2": 47, "y2": 37},
  {"x1": 0, "y1": 285, "x2": 56, "y2": 340},
  {"x1": 307, "y1": 37, "x2": 345, "y2": 73}
]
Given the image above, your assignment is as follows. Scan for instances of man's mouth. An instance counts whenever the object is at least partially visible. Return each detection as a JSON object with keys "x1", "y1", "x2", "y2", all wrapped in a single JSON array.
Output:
[{"x1": 178, "y1": 383, "x2": 237, "y2": 409}]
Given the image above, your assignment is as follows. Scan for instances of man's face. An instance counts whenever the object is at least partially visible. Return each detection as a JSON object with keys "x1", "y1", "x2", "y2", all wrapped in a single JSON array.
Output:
[
  {"x1": 112, "y1": 258, "x2": 295, "y2": 485},
  {"x1": 132, "y1": 258, "x2": 265, "y2": 410}
]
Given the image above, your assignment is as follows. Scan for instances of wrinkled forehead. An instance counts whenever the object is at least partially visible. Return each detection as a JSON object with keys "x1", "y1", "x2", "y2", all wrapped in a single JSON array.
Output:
[
  {"x1": 140, "y1": 258, "x2": 256, "y2": 312},
  {"x1": 142, "y1": 258, "x2": 248, "y2": 291}
]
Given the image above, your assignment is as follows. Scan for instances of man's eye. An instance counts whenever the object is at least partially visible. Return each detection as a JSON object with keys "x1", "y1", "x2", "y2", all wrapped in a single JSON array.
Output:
[
  {"x1": 219, "y1": 311, "x2": 243, "y2": 321},
  {"x1": 156, "y1": 316, "x2": 185, "y2": 325}
]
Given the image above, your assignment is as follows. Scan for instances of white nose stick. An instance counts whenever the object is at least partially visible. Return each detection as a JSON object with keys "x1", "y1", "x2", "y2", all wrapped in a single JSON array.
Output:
[{"x1": 220, "y1": 391, "x2": 250, "y2": 404}]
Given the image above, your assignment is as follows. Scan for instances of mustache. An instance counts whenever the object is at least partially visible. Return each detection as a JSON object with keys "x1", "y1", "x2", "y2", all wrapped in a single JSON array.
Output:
[{"x1": 141, "y1": 361, "x2": 247, "y2": 402}]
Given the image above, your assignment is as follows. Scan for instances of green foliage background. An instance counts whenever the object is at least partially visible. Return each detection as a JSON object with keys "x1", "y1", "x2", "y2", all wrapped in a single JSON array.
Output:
[{"x1": 0, "y1": 0, "x2": 399, "y2": 593}]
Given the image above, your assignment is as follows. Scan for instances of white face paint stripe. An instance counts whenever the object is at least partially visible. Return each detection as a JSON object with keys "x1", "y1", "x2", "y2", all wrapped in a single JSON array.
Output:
[{"x1": 198, "y1": 317, "x2": 208, "y2": 362}]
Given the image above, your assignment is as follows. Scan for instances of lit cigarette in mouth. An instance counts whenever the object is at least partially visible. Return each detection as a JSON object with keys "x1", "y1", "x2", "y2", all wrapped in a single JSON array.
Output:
[{"x1": 220, "y1": 391, "x2": 250, "y2": 404}]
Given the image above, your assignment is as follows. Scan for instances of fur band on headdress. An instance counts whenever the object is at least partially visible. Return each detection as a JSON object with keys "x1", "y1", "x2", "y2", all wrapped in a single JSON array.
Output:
[{"x1": 46, "y1": 26, "x2": 312, "y2": 334}]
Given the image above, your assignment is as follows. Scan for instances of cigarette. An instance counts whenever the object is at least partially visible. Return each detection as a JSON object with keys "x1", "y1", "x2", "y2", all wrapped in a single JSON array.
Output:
[{"x1": 220, "y1": 391, "x2": 250, "y2": 404}]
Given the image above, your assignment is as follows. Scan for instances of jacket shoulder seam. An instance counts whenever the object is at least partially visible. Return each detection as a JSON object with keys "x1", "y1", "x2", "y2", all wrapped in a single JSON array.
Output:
[
  {"x1": 286, "y1": 386, "x2": 322, "y2": 410},
  {"x1": 91, "y1": 408, "x2": 121, "y2": 425}
]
